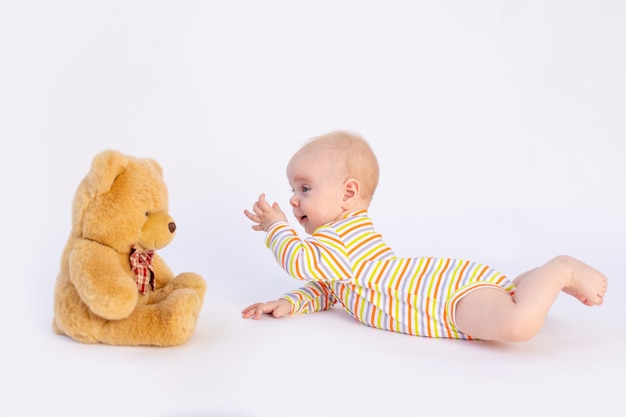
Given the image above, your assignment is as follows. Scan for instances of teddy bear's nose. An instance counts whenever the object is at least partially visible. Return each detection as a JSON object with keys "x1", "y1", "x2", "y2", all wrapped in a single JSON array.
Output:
[{"x1": 168, "y1": 222, "x2": 176, "y2": 233}]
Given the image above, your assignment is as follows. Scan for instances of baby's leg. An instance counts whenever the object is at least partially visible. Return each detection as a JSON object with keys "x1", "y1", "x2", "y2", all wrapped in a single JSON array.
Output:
[{"x1": 454, "y1": 255, "x2": 607, "y2": 342}]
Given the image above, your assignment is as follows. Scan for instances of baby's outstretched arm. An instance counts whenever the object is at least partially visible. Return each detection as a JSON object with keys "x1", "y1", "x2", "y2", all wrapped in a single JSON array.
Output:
[
  {"x1": 244, "y1": 193, "x2": 288, "y2": 232},
  {"x1": 242, "y1": 299, "x2": 292, "y2": 320}
]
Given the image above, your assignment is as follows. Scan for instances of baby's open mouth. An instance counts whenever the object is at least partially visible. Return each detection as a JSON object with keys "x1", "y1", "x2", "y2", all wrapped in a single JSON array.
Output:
[{"x1": 297, "y1": 215, "x2": 307, "y2": 225}]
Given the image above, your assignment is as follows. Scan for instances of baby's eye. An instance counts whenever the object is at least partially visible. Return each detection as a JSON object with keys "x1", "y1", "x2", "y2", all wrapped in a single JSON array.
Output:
[{"x1": 302, "y1": 186, "x2": 311, "y2": 192}]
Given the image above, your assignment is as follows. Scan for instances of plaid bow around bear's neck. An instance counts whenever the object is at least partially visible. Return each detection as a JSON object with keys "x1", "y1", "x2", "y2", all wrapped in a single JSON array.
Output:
[{"x1": 129, "y1": 245, "x2": 155, "y2": 294}]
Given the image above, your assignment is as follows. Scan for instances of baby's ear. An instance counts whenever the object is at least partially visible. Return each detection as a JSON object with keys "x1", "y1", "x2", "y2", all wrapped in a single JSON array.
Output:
[{"x1": 342, "y1": 179, "x2": 360, "y2": 207}]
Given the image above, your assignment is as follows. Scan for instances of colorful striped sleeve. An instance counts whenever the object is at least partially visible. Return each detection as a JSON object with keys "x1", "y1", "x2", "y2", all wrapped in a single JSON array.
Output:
[
  {"x1": 281, "y1": 281, "x2": 337, "y2": 315},
  {"x1": 265, "y1": 222, "x2": 353, "y2": 282}
]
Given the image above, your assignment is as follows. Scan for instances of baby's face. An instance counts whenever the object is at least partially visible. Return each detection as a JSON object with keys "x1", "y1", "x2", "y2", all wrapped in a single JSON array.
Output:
[{"x1": 286, "y1": 148, "x2": 349, "y2": 234}]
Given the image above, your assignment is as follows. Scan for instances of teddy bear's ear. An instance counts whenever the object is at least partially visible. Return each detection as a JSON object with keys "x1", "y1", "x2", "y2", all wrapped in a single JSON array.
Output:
[
  {"x1": 146, "y1": 158, "x2": 164, "y2": 177},
  {"x1": 84, "y1": 150, "x2": 129, "y2": 197}
]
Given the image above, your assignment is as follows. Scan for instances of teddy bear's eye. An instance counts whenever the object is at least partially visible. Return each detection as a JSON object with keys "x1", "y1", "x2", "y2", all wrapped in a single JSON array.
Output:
[{"x1": 145, "y1": 211, "x2": 149, "y2": 216}]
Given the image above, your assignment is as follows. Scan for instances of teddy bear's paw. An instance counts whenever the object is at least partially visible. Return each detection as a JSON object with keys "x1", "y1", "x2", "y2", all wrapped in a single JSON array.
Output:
[
  {"x1": 171, "y1": 272, "x2": 207, "y2": 305},
  {"x1": 157, "y1": 288, "x2": 202, "y2": 345}
]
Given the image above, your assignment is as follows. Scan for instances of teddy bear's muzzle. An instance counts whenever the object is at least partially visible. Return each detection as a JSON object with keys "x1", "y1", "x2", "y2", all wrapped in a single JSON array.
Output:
[{"x1": 139, "y1": 212, "x2": 177, "y2": 250}]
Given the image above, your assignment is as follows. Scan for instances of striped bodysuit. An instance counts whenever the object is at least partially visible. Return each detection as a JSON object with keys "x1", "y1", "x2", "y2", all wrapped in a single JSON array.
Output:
[{"x1": 265, "y1": 210, "x2": 516, "y2": 340}]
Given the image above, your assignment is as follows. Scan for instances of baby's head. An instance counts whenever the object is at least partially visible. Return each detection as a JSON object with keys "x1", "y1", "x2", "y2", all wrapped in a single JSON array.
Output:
[
  {"x1": 286, "y1": 130, "x2": 379, "y2": 233},
  {"x1": 292, "y1": 130, "x2": 379, "y2": 203}
]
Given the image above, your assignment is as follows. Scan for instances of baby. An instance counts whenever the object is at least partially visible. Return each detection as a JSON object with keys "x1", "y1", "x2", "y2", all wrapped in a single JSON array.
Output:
[{"x1": 242, "y1": 130, "x2": 608, "y2": 342}]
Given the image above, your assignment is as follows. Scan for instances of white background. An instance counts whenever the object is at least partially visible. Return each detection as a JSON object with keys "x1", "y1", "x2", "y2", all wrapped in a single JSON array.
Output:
[{"x1": 1, "y1": 1, "x2": 625, "y2": 416}]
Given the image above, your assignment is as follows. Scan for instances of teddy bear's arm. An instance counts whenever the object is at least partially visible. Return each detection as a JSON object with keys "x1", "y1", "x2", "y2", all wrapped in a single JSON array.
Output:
[{"x1": 68, "y1": 238, "x2": 139, "y2": 320}]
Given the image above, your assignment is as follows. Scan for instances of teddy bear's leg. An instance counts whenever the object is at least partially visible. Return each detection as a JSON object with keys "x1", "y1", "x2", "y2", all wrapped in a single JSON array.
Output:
[{"x1": 98, "y1": 288, "x2": 202, "y2": 346}]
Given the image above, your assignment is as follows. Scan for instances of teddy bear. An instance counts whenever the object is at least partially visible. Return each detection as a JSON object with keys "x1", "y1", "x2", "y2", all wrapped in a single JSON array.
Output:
[{"x1": 53, "y1": 150, "x2": 206, "y2": 346}]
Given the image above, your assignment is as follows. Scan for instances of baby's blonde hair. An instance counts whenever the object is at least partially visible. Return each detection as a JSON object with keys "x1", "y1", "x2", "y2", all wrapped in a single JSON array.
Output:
[{"x1": 300, "y1": 130, "x2": 380, "y2": 202}]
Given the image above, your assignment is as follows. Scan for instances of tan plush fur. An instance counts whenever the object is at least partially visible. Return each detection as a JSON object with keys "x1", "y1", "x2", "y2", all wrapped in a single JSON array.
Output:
[{"x1": 53, "y1": 150, "x2": 206, "y2": 346}]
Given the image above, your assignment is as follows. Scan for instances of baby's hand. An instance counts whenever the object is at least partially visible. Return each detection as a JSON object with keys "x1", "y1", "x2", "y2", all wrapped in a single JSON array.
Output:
[
  {"x1": 242, "y1": 299, "x2": 292, "y2": 320},
  {"x1": 243, "y1": 193, "x2": 288, "y2": 232}
]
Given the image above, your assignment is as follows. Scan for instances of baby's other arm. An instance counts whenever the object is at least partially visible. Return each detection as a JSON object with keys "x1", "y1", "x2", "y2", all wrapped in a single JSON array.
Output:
[{"x1": 241, "y1": 299, "x2": 292, "y2": 320}]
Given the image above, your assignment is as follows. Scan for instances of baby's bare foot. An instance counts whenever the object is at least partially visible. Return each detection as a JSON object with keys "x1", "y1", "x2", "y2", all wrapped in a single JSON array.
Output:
[{"x1": 556, "y1": 255, "x2": 608, "y2": 306}]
